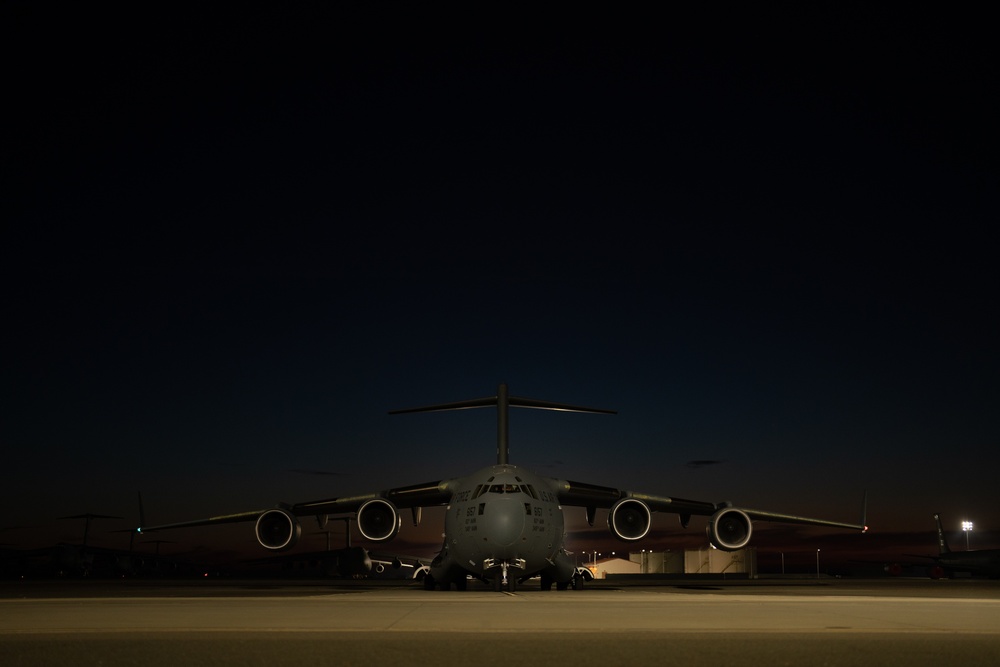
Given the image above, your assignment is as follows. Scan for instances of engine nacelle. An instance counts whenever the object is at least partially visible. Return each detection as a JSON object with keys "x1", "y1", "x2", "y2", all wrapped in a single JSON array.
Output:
[
  {"x1": 608, "y1": 498, "x2": 652, "y2": 541},
  {"x1": 255, "y1": 508, "x2": 302, "y2": 551},
  {"x1": 357, "y1": 498, "x2": 401, "y2": 542},
  {"x1": 706, "y1": 507, "x2": 752, "y2": 551}
]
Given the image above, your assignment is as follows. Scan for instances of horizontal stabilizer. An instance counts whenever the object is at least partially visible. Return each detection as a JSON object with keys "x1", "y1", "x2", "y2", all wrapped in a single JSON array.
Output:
[{"x1": 390, "y1": 383, "x2": 615, "y2": 465}]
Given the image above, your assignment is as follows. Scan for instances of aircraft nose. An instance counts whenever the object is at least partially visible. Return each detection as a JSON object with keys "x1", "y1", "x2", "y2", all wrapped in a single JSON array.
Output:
[{"x1": 489, "y1": 499, "x2": 526, "y2": 547}]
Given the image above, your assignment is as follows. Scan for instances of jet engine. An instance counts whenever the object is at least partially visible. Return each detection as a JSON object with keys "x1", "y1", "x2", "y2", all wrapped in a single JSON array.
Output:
[
  {"x1": 357, "y1": 498, "x2": 401, "y2": 542},
  {"x1": 255, "y1": 508, "x2": 302, "y2": 551},
  {"x1": 706, "y1": 507, "x2": 752, "y2": 551},
  {"x1": 608, "y1": 498, "x2": 651, "y2": 541}
]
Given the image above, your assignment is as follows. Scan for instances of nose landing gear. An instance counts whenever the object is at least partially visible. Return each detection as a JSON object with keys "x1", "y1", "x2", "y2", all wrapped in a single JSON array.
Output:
[
  {"x1": 485, "y1": 558, "x2": 523, "y2": 592},
  {"x1": 492, "y1": 561, "x2": 518, "y2": 592}
]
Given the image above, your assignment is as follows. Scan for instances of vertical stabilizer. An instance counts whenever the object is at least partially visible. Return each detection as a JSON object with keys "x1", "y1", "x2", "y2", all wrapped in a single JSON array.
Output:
[
  {"x1": 59, "y1": 513, "x2": 123, "y2": 548},
  {"x1": 497, "y1": 383, "x2": 509, "y2": 464},
  {"x1": 933, "y1": 513, "x2": 952, "y2": 554}
]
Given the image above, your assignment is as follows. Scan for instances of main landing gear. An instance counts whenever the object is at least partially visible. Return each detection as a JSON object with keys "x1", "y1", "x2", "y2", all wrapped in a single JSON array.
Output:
[{"x1": 541, "y1": 572, "x2": 585, "y2": 590}]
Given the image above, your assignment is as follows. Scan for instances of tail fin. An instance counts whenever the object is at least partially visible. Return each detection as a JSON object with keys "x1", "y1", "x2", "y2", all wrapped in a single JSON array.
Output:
[
  {"x1": 933, "y1": 513, "x2": 952, "y2": 554},
  {"x1": 389, "y1": 383, "x2": 616, "y2": 465}
]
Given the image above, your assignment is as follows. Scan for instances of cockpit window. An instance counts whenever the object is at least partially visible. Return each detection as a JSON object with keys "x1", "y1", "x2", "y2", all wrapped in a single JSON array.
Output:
[
  {"x1": 523, "y1": 484, "x2": 538, "y2": 499},
  {"x1": 489, "y1": 484, "x2": 522, "y2": 494}
]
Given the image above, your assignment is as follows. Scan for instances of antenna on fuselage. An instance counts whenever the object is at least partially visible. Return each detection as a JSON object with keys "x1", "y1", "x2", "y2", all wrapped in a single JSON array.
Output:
[{"x1": 389, "y1": 383, "x2": 617, "y2": 465}]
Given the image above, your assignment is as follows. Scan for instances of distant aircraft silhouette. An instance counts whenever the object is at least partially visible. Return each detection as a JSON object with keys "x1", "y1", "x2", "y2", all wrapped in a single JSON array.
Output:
[
  {"x1": 8, "y1": 513, "x2": 125, "y2": 577},
  {"x1": 240, "y1": 517, "x2": 429, "y2": 579},
  {"x1": 906, "y1": 514, "x2": 1000, "y2": 579}
]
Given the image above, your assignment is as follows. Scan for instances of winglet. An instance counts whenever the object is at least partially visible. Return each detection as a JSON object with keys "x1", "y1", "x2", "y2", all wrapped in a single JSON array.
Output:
[{"x1": 861, "y1": 490, "x2": 868, "y2": 533}]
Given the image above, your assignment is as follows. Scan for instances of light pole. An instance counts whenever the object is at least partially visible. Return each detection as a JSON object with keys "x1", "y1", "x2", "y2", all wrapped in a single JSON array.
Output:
[
  {"x1": 816, "y1": 549, "x2": 821, "y2": 578},
  {"x1": 963, "y1": 521, "x2": 973, "y2": 550}
]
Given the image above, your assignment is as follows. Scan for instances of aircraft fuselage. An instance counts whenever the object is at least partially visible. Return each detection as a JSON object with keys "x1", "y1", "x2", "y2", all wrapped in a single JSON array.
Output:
[
  {"x1": 433, "y1": 464, "x2": 571, "y2": 587},
  {"x1": 937, "y1": 552, "x2": 1000, "y2": 577}
]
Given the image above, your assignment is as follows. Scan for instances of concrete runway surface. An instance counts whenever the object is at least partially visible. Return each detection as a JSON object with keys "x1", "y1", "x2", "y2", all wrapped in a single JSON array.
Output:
[{"x1": 2, "y1": 578, "x2": 999, "y2": 666}]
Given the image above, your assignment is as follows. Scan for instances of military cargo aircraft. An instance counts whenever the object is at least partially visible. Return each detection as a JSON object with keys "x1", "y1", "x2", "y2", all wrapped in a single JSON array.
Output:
[
  {"x1": 138, "y1": 384, "x2": 867, "y2": 591},
  {"x1": 912, "y1": 514, "x2": 1000, "y2": 579},
  {"x1": 5, "y1": 513, "x2": 133, "y2": 578}
]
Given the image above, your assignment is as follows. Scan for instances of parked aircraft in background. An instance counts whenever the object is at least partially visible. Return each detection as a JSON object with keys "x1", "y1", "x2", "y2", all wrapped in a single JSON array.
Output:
[
  {"x1": 1, "y1": 513, "x2": 132, "y2": 578},
  {"x1": 368, "y1": 552, "x2": 432, "y2": 579},
  {"x1": 905, "y1": 514, "x2": 1000, "y2": 579},
  {"x1": 238, "y1": 517, "x2": 429, "y2": 579},
  {"x1": 139, "y1": 384, "x2": 868, "y2": 591}
]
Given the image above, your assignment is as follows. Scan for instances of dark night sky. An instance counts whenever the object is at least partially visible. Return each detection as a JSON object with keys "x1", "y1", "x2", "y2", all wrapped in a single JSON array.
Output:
[{"x1": 3, "y1": 4, "x2": 997, "y2": 570}]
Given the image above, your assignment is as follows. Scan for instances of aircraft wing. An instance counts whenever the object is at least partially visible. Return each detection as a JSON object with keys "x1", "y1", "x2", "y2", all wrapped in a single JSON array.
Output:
[
  {"x1": 552, "y1": 478, "x2": 867, "y2": 536},
  {"x1": 138, "y1": 510, "x2": 266, "y2": 532},
  {"x1": 138, "y1": 480, "x2": 455, "y2": 533},
  {"x1": 732, "y1": 506, "x2": 866, "y2": 531},
  {"x1": 553, "y1": 479, "x2": 717, "y2": 517}
]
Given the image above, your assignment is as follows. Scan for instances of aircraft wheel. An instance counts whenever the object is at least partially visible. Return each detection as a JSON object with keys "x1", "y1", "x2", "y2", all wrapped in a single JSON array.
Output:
[
  {"x1": 455, "y1": 576, "x2": 467, "y2": 591},
  {"x1": 423, "y1": 574, "x2": 436, "y2": 591},
  {"x1": 493, "y1": 575, "x2": 503, "y2": 592},
  {"x1": 540, "y1": 573, "x2": 553, "y2": 591},
  {"x1": 556, "y1": 580, "x2": 569, "y2": 591},
  {"x1": 508, "y1": 576, "x2": 517, "y2": 593},
  {"x1": 572, "y1": 574, "x2": 584, "y2": 590}
]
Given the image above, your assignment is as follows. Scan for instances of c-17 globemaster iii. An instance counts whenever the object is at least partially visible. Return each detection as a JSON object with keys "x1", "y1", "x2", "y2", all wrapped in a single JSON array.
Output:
[{"x1": 139, "y1": 383, "x2": 868, "y2": 591}]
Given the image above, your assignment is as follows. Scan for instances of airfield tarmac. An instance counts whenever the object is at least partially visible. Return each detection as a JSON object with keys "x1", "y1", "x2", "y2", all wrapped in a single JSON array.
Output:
[{"x1": 2, "y1": 577, "x2": 999, "y2": 666}]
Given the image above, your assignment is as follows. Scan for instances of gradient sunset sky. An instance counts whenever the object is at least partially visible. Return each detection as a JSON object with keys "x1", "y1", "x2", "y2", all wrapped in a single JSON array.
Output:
[{"x1": 4, "y1": 4, "x2": 997, "y2": 572}]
